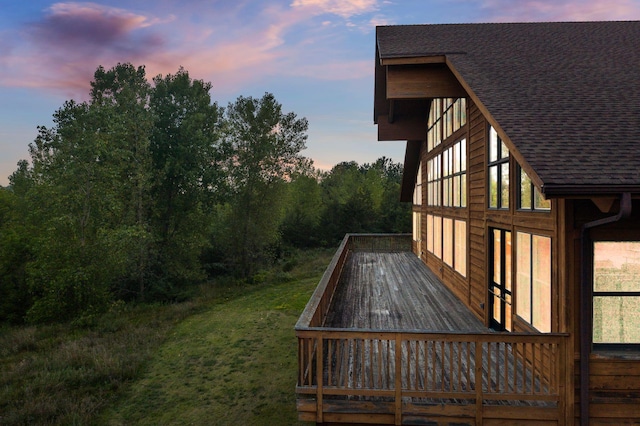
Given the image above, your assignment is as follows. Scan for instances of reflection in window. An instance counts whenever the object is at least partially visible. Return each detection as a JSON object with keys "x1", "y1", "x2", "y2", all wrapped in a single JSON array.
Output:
[
  {"x1": 488, "y1": 126, "x2": 509, "y2": 209},
  {"x1": 519, "y1": 166, "x2": 550, "y2": 211},
  {"x1": 593, "y1": 242, "x2": 640, "y2": 345},
  {"x1": 516, "y1": 232, "x2": 551, "y2": 332},
  {"x1": 427, "y1": 98, "x2": 467, "y2": 152},
  {"x1": 413, "y1": 163, "x2": 422, "y2": 205}
]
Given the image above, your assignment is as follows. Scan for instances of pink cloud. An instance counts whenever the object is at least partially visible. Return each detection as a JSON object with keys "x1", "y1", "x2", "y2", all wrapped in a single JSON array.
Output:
[
  {"x1": 290, "y1": 0, "x2": 378, "y2": 18},
  {"x1": 479, "y1": 0, "x2": 640, "y2": 21},
  {"x1": 0, "y1": 1, "x2": 378, "y2": 99}
]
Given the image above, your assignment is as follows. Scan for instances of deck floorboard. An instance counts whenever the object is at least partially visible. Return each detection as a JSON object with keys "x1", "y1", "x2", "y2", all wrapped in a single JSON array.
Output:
[{"x1": 324, "y1": 251, "x2": 486, "y2": 332}]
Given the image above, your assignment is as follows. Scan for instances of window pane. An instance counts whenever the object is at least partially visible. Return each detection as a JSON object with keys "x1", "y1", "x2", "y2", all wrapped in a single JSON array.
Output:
[
  {"x1": 443, "y1": 218, "x2": 453, "y2": 267},
  {"x1": 534, "y1": 189, "x2": 551, "y2": 210},
  {"x1": 461, "y1": 174, "x2": 467, "y2": 208},
  {"x1": 594, "y1": 296, "x2": 640, "y2": 344},
  {"x1": 493, "y1": 229, "x2": 502, "y2": 285},
  {"x1": 453, "y1": 142, "x2": 460, "y2": 174},
  {"x1": 489, "y1": 166, "x2": 498, "y2": 208},
  {"x1": 453, "y1": 99, "x2": 460, "y2": 131},
  {"x1": 460, "y1": 98, "x2": 467, "y2": 126},
  {"x1": 501, "y1": 141, "x2": 509, "y2": 160},
  {"x1": 516, "y1": 233, "x2": 532, "y2": 325},
  {"x1": 489, "y1": 127, "x2": 498, "y2": 162},
  {"x1": 427, "y1": 215, "x2": 434, "y2": 253},
  {"x1": 434, "y1": 215, "x2": 442, "y2": 258},
  {"x1": 532, "y1": 235, "x2": 551, "y2": 332},
  {"x1": 493, "y1": 289, "x2": 502, "y2": 324},
  {"x1": 520, "y1": 169, "x2": 532, "y2": 209},
  {"x1": 455, "y1": 220, "x2": 467, "y2": 277},
  {"x1": 443, "y1": 148, "x2": 450, "y2": 176},
  {"x1": 501, "y1": 163, "x2": 509, "y2": 208},
  {"x1": 594, "y1": 242, "x2": 640, "y2": 292},
  {"x1": 460, "y1": 139, "x2": 467, "y2": 171},
  {"x1": 453, "y1": 175, "x2": 460, "y2": 207}
]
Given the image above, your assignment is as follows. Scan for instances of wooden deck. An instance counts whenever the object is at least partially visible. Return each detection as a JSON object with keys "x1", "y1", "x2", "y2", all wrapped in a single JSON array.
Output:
[
  {"x1": 324, "y1": 251, "x2": 486, "y2": 332},
  {"x1": 296, "y1": 235, "x2": 569, "y2": 425}
]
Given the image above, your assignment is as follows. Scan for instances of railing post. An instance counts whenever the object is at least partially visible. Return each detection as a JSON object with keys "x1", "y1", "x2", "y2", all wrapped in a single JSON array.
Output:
[
  {"x1": 316, "y1": 334, "x2": 323, "y2": 424},
  {"x1": 395, "y1": 333, "x2": 402, "y2": 425},
  {"x1": 475, "y1": 338, "x2": 483, "y2": 426}
]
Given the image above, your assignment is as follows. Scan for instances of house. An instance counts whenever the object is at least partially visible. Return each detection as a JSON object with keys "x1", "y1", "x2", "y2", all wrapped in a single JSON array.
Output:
[{"x1": 296, "y1": 21, "x2": 640, "y2": 425}]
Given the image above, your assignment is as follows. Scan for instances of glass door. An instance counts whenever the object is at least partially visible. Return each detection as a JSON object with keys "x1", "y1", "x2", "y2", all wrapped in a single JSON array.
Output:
[{"x1": 489, "y1": 228, "x2": 512, "y2": 331}]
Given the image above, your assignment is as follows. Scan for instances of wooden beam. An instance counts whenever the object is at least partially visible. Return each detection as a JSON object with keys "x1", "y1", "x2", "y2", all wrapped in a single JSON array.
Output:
[
  {"x1": 380, "y1": 55, "x2": 447, "y2": 66},
  {"x1": 590, "y1": 197, "x2": 616, "y2": 213},
  {"x1": 378, "y1": 115, "x2": 425, "y2": 141},
  {"x1": 377, "y1": 99, "x2": 429, "y2": 141},
  {"x1": 386, "y1": 64, "x2": 467, "y2": 99}
]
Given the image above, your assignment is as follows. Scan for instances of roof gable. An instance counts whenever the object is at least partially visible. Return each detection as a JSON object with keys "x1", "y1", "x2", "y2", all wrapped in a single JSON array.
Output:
[{"x1": 377, "y1": 21, "x2": 640, "y2": 196}]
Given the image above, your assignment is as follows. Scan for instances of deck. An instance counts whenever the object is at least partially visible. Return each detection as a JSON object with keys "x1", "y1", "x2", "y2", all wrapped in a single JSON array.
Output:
[
  {"x1": 295, "y1": 234, "x2": 569, "y2": 425},
  {"x1": 324, "y1": 251, "x2": 486, "y2": 332}
]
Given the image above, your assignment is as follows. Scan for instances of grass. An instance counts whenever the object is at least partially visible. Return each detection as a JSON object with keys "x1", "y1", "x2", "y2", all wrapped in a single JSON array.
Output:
[{"x1": 0, "y1": 248, "x2": 332, "y2": 425}]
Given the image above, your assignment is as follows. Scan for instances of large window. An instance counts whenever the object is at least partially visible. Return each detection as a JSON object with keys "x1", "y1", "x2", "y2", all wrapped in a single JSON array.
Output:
[
  {"x1": 488, "y1": 126, "x2": 509, "y2": 209},
  {"x1": 427, "y1": 98, "x2": 467, "y2": 152},
  {"x1": 443, "y1": 139, "x2": 467, "y2": 208},
  {"x1": 426, "y1": 214, "x2": 467, "y2": 277},
  {"x1": 412, "y1": 212, "x2": 421, "y2": 245},
  {"x1": 516, "y1": 232, "x2": 551, "y2": 332},
  {"x1": 519, "y1": 166, "x2": 550, "y2": 211},
  {"x1": 427, "y1": 155, "x2": 441, "y2": 206},
  {"x1": 593, "y1": 242, "x2": 640, "y2": 347},
  {"x1": 413, "y1": 163, "x2": 422, "y2": 205}
]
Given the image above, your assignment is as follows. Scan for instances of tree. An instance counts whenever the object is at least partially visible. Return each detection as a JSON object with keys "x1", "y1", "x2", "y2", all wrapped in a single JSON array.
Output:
[
  {"x1": 220, "y1": 93, "x2": 308, "y2": 276},
  {"x1": 148, "y1": 68, "x2": 222, "y2": 296}
]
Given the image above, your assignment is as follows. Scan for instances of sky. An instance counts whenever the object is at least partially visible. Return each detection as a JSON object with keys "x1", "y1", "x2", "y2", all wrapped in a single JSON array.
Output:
[{"x1": 1, "y1": 0, "x2": 640, "y2": 186}]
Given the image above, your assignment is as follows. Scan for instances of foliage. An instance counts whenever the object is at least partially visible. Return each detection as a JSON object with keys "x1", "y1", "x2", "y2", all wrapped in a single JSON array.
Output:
[
  {"x1": 0, "y1": 62, "x2": 409, "y2": 324},
  {"x1": 0, "y1": 248, "x2": 331, "y2": 425},
  {"x1": 218, "y1": 93, "x2": 309, "y2": 276}
]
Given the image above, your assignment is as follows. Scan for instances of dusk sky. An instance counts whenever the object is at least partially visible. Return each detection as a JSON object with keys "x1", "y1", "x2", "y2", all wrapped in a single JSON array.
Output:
[{"x1": 1, "y1": 0, "x2": 640, "y2": 186}]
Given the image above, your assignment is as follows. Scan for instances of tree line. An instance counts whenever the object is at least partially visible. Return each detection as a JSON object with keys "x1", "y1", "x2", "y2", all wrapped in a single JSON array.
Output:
[{"x1": 0, "y1": 63, "x2": 410, "y2": 324}]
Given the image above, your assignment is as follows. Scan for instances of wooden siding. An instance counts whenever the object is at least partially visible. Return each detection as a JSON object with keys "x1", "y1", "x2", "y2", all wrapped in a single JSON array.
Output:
[{"x1": 468, "y1": 98, "x2": 487, "y2": 320}]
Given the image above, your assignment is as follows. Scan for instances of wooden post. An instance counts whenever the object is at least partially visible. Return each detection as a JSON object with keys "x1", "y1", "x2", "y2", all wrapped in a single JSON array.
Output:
[
  {"x1": 395, "y1": 333, "x2": 402, "y2": 425},
  {"x1": 316, "y1": 335, "x2": 323, "y2": 424},
  {"x1": 475, "y1": 339, "x2": 483, "y2": 426}
]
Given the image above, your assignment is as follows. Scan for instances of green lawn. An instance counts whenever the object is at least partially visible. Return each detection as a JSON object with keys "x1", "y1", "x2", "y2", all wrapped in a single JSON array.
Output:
[{"x1": 0, "y1": 249, "x2": 331, "y2": 425}]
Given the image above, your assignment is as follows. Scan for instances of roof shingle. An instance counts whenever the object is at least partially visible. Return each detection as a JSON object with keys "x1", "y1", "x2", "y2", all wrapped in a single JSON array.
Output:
[{"x1": 377, "y1": 22, "x2": 640, "y2": 195}]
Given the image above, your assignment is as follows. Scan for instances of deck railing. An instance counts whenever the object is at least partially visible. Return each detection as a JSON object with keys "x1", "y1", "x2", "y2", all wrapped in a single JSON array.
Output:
[{"x1": 295, "y1": 234, "x2": 569, "y2": 425}]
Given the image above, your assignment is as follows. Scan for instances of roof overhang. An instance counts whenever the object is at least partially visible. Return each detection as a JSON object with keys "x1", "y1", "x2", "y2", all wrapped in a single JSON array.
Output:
[{"x1": 375, "y1": 48, "x2": 467, "y2": 142}]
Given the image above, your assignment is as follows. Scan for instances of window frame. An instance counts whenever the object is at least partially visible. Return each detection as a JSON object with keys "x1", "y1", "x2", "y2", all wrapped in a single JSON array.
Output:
[
  {"x1": 592, "y1": 240, "x2": 640, "y2": 351},
  {"x1": 515, "y1": 231, "x2": 552, "y2": 333},
  {"x1": 517, "y1": 165, "x2": 551, "y2": 212},
  {"x1": 487, "y1": 126, "x2": 509, "y2": 210}
]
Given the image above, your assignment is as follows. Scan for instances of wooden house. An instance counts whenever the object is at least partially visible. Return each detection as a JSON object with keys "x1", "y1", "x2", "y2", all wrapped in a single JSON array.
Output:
[{"x1": 296, "y1": 21, "x2": 640, "y2": 425}]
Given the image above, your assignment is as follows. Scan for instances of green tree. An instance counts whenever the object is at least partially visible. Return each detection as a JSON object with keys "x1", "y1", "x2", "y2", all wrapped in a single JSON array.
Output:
[
  {"x1": 220, "y1": 93, "x2": 308, "y2": 276},
  {"x1": 280, "y1": 170, "x2": 324, "y2": 248},
  {"x1": 148, "y1": 68, "x2": 222, "y2": 296}
]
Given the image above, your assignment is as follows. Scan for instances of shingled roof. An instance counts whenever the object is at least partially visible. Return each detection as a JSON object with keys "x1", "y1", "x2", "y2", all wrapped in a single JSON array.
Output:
[{"x1": 377, "y1": 21, "x2": 640, "y2": 196}]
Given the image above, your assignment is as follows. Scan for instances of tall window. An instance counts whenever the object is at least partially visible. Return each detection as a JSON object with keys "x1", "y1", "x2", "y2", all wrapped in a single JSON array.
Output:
[
  {"x1": 443, "y1": 139, "x2": 467, "y2": 207},
  {"x1": 519, "y1": 166, "x2": 550, "y2": 211},
  {"x1": 516, "y1": 232, "x2": 551, "y2": 332},
  {"x1": 413, "y1": 163, "x2": 422, "y2": 205},
  {"x1": 488, "y1": 126, "x2": 509, "y2": 209},
  {"x1": 593, "y1": 242, "x2": 640, "y2": 347},
  {"x1": 427, "y1": 155, "x2": 441, "y2": 206},
  {"x1": 412, "y1": 212, "x2": 421, "y2": 246},
  {"x1": 424, "y1": 98, "x2": 468, "y2": 279},
  {"x1": 428, "y1": 98, "x2": 466, "y2": 152}
]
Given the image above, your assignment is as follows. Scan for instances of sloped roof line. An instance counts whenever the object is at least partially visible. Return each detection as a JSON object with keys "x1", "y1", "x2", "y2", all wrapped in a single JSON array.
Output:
[{"x1": 377, "y1": 21, "x2": 640, "y2": 196}]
